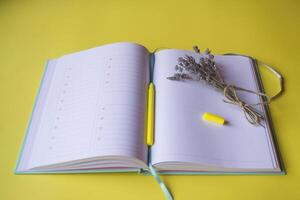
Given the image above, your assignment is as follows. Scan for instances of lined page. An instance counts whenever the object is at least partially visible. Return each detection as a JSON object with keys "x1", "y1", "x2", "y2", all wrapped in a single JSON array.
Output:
[
  {"x1": 151, "y1": 49, "x2": 276, "y2": 169},
  {"x1": 26, "y1": 43, "x2": 149, "y2": 169}
]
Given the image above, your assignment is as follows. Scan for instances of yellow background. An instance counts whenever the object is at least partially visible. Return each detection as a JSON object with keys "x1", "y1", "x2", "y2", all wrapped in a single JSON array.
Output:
[{"x1": 1, "y1": 0, "x2": 299, "y2": 199}]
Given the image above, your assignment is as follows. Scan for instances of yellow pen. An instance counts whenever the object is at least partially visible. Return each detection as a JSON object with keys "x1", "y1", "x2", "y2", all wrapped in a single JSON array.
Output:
[{"x1": 146, "y1": 83, "x2": 155, "y2": 146}]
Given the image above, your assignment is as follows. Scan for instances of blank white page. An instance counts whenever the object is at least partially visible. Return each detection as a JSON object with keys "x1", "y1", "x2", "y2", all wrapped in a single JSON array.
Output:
[
  {"x1": 21, "y1": 43, "x2": 149, "y2": 170},
  {"x1": 151, "y1": 49, "x2": 277, "y2": 170}
]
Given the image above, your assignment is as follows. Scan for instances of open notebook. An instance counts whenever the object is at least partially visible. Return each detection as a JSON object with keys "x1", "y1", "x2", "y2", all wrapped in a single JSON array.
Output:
[{"x1": 16, "y1": 42, "x2": 284, "y2": 174}]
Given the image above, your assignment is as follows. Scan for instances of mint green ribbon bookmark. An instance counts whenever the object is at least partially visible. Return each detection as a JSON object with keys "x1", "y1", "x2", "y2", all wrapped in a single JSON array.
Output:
[{"x1": 149, "y1": 164, "x2": 173, "y2": 200}]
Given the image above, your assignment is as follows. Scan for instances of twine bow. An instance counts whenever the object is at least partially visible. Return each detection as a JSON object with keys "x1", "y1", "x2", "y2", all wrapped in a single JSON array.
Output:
[{"x1": 223, "y1": 85, "x2": 271, "y2": 125}]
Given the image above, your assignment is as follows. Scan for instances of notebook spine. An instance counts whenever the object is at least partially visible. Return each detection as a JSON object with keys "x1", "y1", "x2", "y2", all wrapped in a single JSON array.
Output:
[{"x1": 139, "y1": 168, "x2": 151, "y2": 175}]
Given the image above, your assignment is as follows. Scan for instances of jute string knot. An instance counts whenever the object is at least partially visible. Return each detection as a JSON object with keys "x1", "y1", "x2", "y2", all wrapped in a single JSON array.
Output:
[{"x1": 223, "y1": 85, "x2": 270, "y2": 125}]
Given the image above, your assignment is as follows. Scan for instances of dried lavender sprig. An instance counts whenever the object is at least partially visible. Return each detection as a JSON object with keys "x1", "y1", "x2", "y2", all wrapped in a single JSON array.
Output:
[
  {"x1": 167, "y1": 47, "x2": 266, "y2": 125},
  {"x1": 167, "y1": 52, "x2": 225, "y2": 91}
]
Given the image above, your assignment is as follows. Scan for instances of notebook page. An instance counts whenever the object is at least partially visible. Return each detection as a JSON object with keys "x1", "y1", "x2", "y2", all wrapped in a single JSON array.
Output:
[
  {"x1": 151, "y1": 49, "x2": 276, "y2": 169},
  {"x1": 26, "y1": 43, "x2": 149, "y2": 169}
]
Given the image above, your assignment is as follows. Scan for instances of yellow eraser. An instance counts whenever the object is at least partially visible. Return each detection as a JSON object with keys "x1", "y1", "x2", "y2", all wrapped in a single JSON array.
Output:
[{"x1": 202, "y1": 112, "x2": 225, "y2": 125}]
